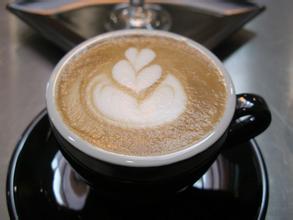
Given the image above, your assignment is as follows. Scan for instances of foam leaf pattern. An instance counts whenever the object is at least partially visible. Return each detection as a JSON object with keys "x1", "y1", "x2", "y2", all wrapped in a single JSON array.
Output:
[
  {"x1": 125, "y1": 48, "x2": 156, "y2": 71},
  {"x1": 90, "y1": 74, "x2": 186, "y2": 127},
  {"x1": 87, "y1": 47, "x2": 187, "y2": 128},
  {"x1": 112, "y1": 48, "x2": 161, "y2": 93},
  {"x1": 112, "y1": 60, "x2": 136, "y2": 91}
]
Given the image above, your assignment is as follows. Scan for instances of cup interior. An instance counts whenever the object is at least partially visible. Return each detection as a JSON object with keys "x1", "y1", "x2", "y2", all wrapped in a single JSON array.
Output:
[{"x1": 46, "y1": 30, "x2": 236, "y2": 167}]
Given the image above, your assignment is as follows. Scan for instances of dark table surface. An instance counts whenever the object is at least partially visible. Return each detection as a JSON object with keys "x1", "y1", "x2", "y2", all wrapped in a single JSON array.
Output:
[{"x1": 1, "y1": 0, "x2": 292, "y2": 219}]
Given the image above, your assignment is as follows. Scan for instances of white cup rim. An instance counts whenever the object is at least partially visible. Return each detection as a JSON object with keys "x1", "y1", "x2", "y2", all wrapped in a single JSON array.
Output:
[{"x1": 46, "y1": 30, "x2": 236, "y2": 167}]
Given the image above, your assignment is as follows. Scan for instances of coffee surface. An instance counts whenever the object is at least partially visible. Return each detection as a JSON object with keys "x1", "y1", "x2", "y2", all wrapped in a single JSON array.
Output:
[{"x1": 56, "y1": 35, "x2": 227, "y2": 156}]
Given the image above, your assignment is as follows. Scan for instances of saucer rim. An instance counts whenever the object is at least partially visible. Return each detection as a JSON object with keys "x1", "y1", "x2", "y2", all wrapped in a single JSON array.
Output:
[{"x1": 6, "y1": 109, "x2": 269, "y2": 220}]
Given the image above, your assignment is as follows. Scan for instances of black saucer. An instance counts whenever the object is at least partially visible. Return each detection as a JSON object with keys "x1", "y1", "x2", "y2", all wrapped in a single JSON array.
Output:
[{"x1": 6, "y1": 110, "x2": 268, "y2": 220}]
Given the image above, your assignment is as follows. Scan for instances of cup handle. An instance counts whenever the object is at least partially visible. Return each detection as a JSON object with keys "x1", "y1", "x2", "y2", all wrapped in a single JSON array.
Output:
[{"x1": 225, "y1": 93, "x2": 271, "y2": 145}]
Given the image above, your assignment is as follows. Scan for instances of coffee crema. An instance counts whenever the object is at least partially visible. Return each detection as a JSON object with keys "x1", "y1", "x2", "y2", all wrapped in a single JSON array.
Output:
[{"x1": 56, "y1": 35, "x2": 227, "y2": 156}]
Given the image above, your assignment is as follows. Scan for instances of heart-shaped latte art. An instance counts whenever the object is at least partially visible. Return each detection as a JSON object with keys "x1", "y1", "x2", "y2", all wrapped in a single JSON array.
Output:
[
  {"x1": 112, "y1": 48, "x2": 162, "y2": 93},
  {"x1": 125, "y1": 48, "x2": 156, "y2": 71},
  {"x1": 87, "y1": 74, "x2": 186, "y2": 127},
  {"x1": 85, "y1": 47, "x2": 187, "y2": 128}
]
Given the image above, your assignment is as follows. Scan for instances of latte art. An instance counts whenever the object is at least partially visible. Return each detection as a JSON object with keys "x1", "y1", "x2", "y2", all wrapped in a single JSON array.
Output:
[
  {"x1": 86, "y1": 48, "x2": 187, "y2": 127},
  {"x1": 113, "y1": 48, "x2": 161, "y2": 93},
  {"x1": 56, "y1": 35, "x2": 227, "y2": 156}
]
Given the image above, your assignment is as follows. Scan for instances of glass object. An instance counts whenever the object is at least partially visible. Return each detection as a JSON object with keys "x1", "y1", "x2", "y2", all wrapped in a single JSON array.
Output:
[{"x1": 105, "y1": 0, "x2": 171, "y2": 30}]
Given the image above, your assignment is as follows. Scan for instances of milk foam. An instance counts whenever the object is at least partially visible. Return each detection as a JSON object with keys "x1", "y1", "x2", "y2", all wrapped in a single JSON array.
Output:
[
  {"x1": 87, "y1": 48, "x2": 187, "y2": 127},
  {"x1": 56, "y1": 36, "x2": 227, "y2": 156}
]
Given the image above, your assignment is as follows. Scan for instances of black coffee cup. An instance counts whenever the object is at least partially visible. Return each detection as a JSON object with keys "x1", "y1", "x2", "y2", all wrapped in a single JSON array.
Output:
[{"x1": 46, "y1": 30, "x2": 271, "y2": 195}]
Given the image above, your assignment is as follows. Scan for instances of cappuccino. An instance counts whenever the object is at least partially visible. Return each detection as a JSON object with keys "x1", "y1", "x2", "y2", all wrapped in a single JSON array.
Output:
[{"x1": 56, "y1": 35, "x2": 227, "y2": 156}]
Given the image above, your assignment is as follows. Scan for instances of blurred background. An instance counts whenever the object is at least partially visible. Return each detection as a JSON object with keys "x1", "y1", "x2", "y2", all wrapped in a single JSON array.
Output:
[{"x1": 0, "y1": 0, "x2": 292, "y2": 219}]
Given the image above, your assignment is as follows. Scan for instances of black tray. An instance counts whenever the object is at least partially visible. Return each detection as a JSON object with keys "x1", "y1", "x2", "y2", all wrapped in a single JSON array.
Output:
[{"x1": 7, "y1": 0, "x2": 265, "y2": 51}]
